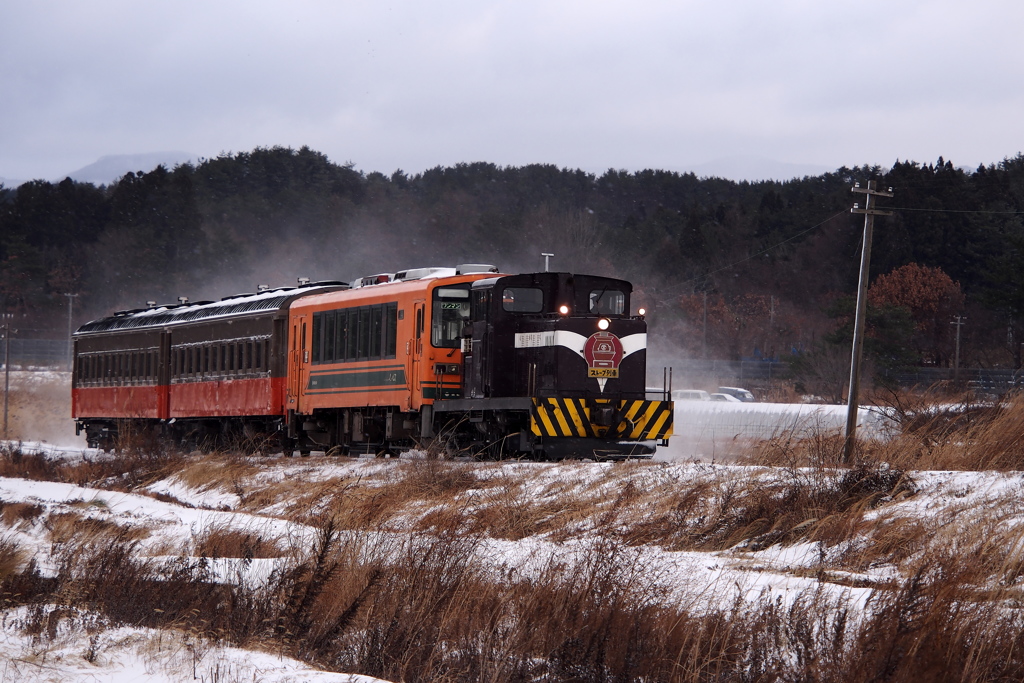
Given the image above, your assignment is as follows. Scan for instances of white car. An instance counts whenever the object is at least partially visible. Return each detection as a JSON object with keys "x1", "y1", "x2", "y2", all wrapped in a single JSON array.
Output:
[
  {"x1": 709, "y1": 393, "x2": 742, "y2": 402},
  {"x1": 716, "y1": 386, "x2": 755, "y2": 402},
  {"x1": 671, "y1": 389, "x2": 711, "y2": 401}
]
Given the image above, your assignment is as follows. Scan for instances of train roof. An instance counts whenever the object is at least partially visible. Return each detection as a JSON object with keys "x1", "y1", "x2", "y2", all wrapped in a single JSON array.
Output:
[{"x1": 74, "y1": 284, "x2": 348, "y2": 336}]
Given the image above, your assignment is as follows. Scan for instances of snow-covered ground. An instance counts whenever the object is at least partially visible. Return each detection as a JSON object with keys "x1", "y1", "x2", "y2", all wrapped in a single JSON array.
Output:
[
  {"x1": 0, "y1": 374, "x2": 1008, "y2": 680},
  {"x1": 658, "y1": 399, "x2": 894, "y2": 461},
  {"x1": 0, "y1": 614, "x2": 389, "y2": 683},
  {"x1": 1, "y1": 441, "x2": 1018, "y2": 659},
  {"x1": 0, "y1": 443, "x2": 1018, "y2": 679}
]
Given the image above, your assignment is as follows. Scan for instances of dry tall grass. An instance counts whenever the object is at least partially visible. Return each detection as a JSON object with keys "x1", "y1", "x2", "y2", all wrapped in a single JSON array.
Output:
[
  {"x1": 6, "y1": 389, "x2": 1024, "y2": 680},
  {"x1": 0, "y1": 442, "x2": 185, "y2": 490},
  {"x1": 193, "y1": 522, "x2": 285, "y2": 559},
  {"x1": 5, "y1": 514, "x2": 1024, "y2": 682},
  {"x1": 880, "y1": 397, "x2": 1024, "y2": 471},
  {"x1": 0, "y1": 535, "x2": 23, "y2": 581}
]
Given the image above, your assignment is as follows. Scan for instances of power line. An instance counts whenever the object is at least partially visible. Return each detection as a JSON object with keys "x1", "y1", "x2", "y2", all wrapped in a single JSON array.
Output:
[{"x1": 889, "y1": 206, "x2": 1024, "y2": 215}]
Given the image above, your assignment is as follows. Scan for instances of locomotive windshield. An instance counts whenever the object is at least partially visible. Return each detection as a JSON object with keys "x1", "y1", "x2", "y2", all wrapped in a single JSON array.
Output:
[
  {"x1": 589, "y1": 289, "x2": 626, "y2": 315},
  {"x1": 432, "y1": 286, "x2": 470, "y2": 348},
  {"x1": 501, "y1": 287, "x2": 544, "y2": 313}
]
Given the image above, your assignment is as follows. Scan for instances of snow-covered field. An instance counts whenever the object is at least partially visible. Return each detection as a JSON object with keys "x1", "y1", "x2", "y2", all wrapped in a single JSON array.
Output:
[
  {"x1": 660, "y1": 399, "x2": 894, "y2": 460},
  {"x1": 0, "y1": 616, "x2": 388, "y2": 683},
  {"x1": 0, "y1": 438, "x2": 1021, "y2": 680},
  {"x1": 1, "y1": 372, "x2": 1020, "y2": 680}
]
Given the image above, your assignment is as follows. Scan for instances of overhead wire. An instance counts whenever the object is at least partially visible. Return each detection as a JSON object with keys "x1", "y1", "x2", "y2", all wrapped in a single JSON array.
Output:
[{"x1": 886, "y1": 206, "x2": 1024, "y2": 215}]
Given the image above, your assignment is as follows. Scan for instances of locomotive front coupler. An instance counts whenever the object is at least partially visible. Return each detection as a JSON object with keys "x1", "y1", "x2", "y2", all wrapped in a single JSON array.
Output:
[{"x1": 586, "y1": 398, "x2": 617, "y2": 428}]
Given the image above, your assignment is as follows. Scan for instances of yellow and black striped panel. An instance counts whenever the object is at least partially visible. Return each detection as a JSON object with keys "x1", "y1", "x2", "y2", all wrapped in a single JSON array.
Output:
[
  {"x1": 530, "y1": 398, "x2": 674, "y2": 440},
  {"x1": 531, "y1": 398, "x2": 596, "y2": 437},
  {"x1": 616, "y1": 399, "x2": 674, "y2": 440}
]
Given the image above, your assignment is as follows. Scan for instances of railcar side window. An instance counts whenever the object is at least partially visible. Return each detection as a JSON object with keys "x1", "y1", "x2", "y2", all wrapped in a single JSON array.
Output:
[
  {"x1": 501, "y1": 287, "x2": 543, "y2": 313},
  {"x1": 346, "y1": 310, "x2": 358, "y2": 359},
  {"x1": 323, "y1": 312, "x2": 335, "y2": 362},
  {"x1": 334, "y1": 314, "x2": 345, "y2": 362},
  {"x1": 312, "y1": 303, "x2": 399, "y2": 364},
  {"x1": 384, "y1": 302, "x2": 397, "y2": 357},
  {"x1": 472, "y1": 289, "x2": 490, "y2": 319},
  {"x1": 312, "y1": 314, "x2": 322, "y2": 363},
  {"x1": 369, "y1": 307, "x2": 383, "y2": 358},
  {"x1": 356, "y1": 309, "x2": 370, "y2": 359},
  {"x1": 432, "y1": 287, "x2": 470, "y2": 348},
  {"x1": 589, "y1": 289, "x2": 625, "y2": 315}
]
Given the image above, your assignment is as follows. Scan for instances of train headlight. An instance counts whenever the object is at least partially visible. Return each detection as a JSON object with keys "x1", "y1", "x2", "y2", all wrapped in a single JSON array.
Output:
[
  {"x1": 597, "y1": 318, "x2": 610, "y2": 331},
  {"x1": 637, "y1": 307, "x2": 646, "y2": 317},
  {"x1": 559, "y1": 304, "x2": 570, "y2": 315}
]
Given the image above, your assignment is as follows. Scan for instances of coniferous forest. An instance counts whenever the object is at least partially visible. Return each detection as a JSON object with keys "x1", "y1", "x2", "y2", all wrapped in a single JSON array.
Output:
[{"x1": 4, "y1": 145, "x2": 1024, "y2": 376}]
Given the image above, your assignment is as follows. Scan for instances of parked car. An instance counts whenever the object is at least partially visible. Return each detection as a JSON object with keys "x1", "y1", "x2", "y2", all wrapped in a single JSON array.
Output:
[
  {"x1": 672, "y1": 389, "x2": 711, "y2": 401},
  {"x1": 709, "y1": 392, "x2": 741, "y2": 402},
  {"x1": 716, "y1": 386, "x2": 755, "y2": 402}
]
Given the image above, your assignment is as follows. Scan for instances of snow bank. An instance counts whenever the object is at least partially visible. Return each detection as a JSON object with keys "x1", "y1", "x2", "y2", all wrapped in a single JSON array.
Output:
[{"x1": 659, "y1": 401, "x2": 895, "y2": 461}]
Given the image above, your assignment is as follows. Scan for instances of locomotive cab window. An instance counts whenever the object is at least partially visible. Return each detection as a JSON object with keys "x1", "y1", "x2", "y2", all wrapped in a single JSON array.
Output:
[
  {"x1": 502, "y1": 287, "x2": 543, "y2": 313},
  {"x1": 589, "y1": 289, "x2": 626, "y2": 315},
  {"x1": 432, "y1": 287, "x2": 470, "y2": 348}
]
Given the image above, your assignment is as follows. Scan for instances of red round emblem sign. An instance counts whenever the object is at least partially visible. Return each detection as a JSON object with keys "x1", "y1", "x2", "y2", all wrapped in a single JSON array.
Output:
[{"x1": 583, "y1": 331, "x2": 624, "y2": 378}]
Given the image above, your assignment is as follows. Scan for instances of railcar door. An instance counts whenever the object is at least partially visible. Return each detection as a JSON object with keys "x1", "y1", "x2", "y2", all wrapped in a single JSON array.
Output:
[
  {"x1": 287, "y1": 314, "x2": 309, "y2": 412},
  {"x1": 158, "y1": 331, "x2": 171, "y2": 419},
  {"x1": 410, "y1": 301, "x2": 426, "y2": 408}
]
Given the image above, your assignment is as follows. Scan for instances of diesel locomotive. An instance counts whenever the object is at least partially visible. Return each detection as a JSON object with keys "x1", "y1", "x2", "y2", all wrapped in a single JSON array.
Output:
[{"x1": 72, "y1": 265, "x2": 674, "y2": 459}]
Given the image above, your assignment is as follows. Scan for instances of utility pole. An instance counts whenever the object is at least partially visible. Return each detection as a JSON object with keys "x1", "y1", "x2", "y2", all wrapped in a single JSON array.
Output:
[
  {"x1": 702, "y1": 291, "x2": 708, "y2": 359},
  {"x1": 951, "y1": 315, "x2": 966, "y2": 383},
  {"x1": 64, "y1": 293, "x2": 78, "y2": 371},
  {"x1": 541, "y1": 253, "x2": 554, "y2": 272},
  {"x1": 844, "y1": 180, "x2": 893, "y2": 463},
  {"x1": 2, "y1": 313, "x2": 11, "y2": 441}
]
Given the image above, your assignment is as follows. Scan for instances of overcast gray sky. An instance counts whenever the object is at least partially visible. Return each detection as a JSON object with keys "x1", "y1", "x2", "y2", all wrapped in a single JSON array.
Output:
[{"x1": 3, "y1": 0, "x2": 1023, "y2": 183}]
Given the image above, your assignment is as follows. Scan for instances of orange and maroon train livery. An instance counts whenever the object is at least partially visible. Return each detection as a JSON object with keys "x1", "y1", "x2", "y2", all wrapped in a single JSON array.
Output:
[{"x1": 72, "y1": 265, "x2": 673, "y2": 459}]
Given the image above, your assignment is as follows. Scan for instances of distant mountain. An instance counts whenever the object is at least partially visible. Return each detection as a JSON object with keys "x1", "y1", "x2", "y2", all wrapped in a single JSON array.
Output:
[
  {"x1": 687, "y1": 155, "x2": 833, "y2": 182},
  {"x1": 66, "y1": 151, "x2": 197, "y2": 185}
]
